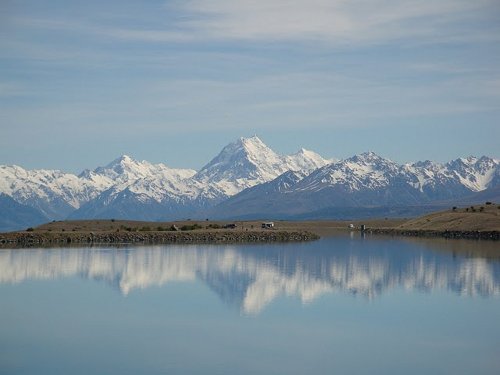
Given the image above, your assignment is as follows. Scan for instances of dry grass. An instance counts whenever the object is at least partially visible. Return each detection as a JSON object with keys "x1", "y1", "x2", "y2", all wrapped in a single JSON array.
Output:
[
  {"x1": 27, "y1": 203, "x2": 500, "y2": 236},
  {"x1": 32, "y1": 218, "x2": 407, "y2": 237},
  {"x1": 397, "y1": 203, "x2": 500, "y2": 231}
]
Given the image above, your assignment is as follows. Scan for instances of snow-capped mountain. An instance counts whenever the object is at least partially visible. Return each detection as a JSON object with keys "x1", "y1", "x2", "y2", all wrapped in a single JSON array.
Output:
[
  {"x1": 296, "y1": 152, "x2": 402, "y2": 192},
  {"x1": 0, "y1": 156, "x2": 197, "y2": 222},
  {"x1": 209, "y1": 152, "x2": 500, "y2": 219},
  {"x1": 192, "y1": 136, "x2": 331, "y2": 197},
  {"x1": 194, "y1": 137, "x2": 288, "y2": 188},
  {"x1": 70, "y1": 136, "x2": 333, "y2": 221},
  {"x1": 0, "y1": 164, "x2": 105, "y2": 219},
  {"x1": 81, "y1": 155, "x2": 196, "y2": 189},
  {"x1": 445, "y1": 156, "x2": 500, "y2": 191},
  {"x1": 69, "y1": 157, "x2": 201, "y2": 221},
  {"x1": 295, "y1": 152, "x2": 499, "y2": 197},
  {"x1": 285, "y1": 148, "x2": 336, "y2": 172},
  {"x1": 0, "y1": 136, "x2": 498, "y2": 230}
]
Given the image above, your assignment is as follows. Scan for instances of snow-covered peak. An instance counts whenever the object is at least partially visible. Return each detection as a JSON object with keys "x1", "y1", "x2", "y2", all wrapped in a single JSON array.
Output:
[
  {"x1": 91, "y1": 155, "x2": 196, "y2": 185},
  {"x1": 269, "y1": 170, "x2": 309, "y2": 192},
  {"x1": 297, "y1": 148, "x2": 317, "y2": 156},
  {"x1": 238, "y1": 136, "x2": 283, "y2": 167},
  {"x1": 459, "y1": 156, "x2": 479, "y2": 165},
  {"x1": 194, "y1": 136, "x2": 287, "y2": 188},
  {"x1": 348, "y1": 151, "x2": 390, "y2": 164},
  {"x1": 446, "y1": 156, "x2": 499, "y2": 191},
  {"x1": 344, "y1": 152, "x2": 399, "y2": 176},
  {"x1": 215, "y1": 136, "x2": 271, "y2": 159},
  {"x1": 94, "y1": 155, "x2": 152, "y2": 181},
  {"x1": 0, "y1": 164, "x2": 107, "y2": 214},
  {"x1": 295, "y1": 152, "x2": 402, "y2": 192},
  {"x1": 240, "y1": 135, "x2": 266, "y2": 148},
  {"x1": 285, "y1": 148, "x2": 333, "y2": 172},
  {"x1": 193, "y1": 137, "x2": 336, "y2": 197},
  {"x1": 410, "y1": 160, "x2": 443, "y2": 171},
  {"x1": 2, "y1": 138, "x2": 499, "y2": 225},
  {"x1": 111, "y1": 154, "x2": 134, "y2": 164}
]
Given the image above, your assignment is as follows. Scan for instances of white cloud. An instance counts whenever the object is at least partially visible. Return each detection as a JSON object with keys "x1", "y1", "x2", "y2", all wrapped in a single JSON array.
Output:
[
  {"x1": 175, "y1": 0, "x2": 498, "y2": 44},
  {"x1": 8, "y1": 0, "x2": 499, "y2": 45}
]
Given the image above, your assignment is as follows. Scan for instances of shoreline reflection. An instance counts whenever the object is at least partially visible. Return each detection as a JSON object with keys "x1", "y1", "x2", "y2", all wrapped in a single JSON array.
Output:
[{"x1": 1, "y1": 238, "x2": 499, "y2": 314}]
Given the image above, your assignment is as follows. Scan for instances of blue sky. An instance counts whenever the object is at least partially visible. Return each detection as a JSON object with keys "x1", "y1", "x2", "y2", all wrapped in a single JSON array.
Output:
[{"x1": 1, "y1": 0, "x2": 499, "y2": 172}]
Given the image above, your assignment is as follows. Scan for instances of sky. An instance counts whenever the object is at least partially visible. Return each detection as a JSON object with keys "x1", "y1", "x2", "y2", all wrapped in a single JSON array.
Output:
[{"x1": 1, "y1": 0, "x2": 499, "y2": 173}]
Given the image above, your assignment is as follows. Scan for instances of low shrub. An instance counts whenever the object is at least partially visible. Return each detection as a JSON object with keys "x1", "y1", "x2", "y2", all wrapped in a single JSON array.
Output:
[{"x1": 180, "y1": 224, "x2": 202, "y2": 231}]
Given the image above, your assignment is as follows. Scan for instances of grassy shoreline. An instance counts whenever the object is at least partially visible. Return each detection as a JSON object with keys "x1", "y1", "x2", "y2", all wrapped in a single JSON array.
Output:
[{"x1": 1, "y1": 204, "x2": 499, "y2": 248}]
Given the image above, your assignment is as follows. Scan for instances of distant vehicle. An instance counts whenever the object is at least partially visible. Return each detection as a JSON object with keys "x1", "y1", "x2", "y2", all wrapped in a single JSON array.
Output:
[
  {"x1": 223, "y1": 223, "x2": 237, "y2": 229},
  {"x1": 261, "y1": 222, "x2": 274, "y2": 229}
]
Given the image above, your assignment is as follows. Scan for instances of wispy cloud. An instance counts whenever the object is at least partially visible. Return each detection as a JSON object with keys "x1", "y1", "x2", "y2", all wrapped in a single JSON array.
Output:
[
  {"x1": 3, "y1": 69, "x2": 496, "y2": 137},
  {"x1": 1, "y1": 0, "x2": 499, "y2": 169},
  {"x1": 176, "y1": 0, "x2": 499, "y2": 44},
  {"x1": 7, "y1": 0, "x2": 499, "y2": 45}
]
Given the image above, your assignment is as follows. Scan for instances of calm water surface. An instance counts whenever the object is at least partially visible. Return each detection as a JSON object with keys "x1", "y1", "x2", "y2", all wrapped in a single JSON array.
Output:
[{"x1": 1, "y1": 235, "x2": 499, "y2": 374}]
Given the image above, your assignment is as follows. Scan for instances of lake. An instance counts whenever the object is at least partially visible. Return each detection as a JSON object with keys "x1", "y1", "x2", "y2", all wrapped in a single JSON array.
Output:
[{"x1": 1, "y1": 234, "x2": 499, "y2": 374}]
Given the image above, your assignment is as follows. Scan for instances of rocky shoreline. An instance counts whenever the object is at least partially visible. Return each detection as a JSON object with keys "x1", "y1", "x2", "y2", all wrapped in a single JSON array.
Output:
[
  {"x1": 369, "y1": 228, "x2": 500, "y2": 240},
  {"x1": 0, "y1": 230, "x2": 320, "y2": 248}
]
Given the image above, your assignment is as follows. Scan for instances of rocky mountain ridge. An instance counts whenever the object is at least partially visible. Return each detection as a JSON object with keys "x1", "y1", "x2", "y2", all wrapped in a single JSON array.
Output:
[
  {"x1": 0, "y1": 136, "x2": 498, "y2": 230},
  {"x1": 209, "y1": 150, "x2": 500, "y2": 219}
]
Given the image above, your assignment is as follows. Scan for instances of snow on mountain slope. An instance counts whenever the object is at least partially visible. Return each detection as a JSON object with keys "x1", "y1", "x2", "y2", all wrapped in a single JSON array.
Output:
[
  {"x1": 193, "y1": 137, "x2": 287, "y2": 193},
  {"x1": 402, "y1": 161, "x2": 444, "y2": 192},
  {"x1": 295, "y1": 153, "x2": 499, "y2": 196},
  {"x1": 78, "y1": 155, "x2": 198, "y2": 206},
  {"x1": 284, "y1": 148, "x2": 334, "y2": 172},
  {"x1": 0, "y1": 165, "x2": 98, "y2": 207},
  {"x1": 210, "y1": 151, "x2": 500, "y2": 220},
  {"x1": 192, "y1": 136, "x2": 332, "y2": 197},
  {"x1": 0, "y1": 136, "x2": 333, "y2": 221},
  {"x1": 400, "y1": 156, "x2": 499, "y2": 199},
  {"x1": 207, "y1": 170, "x2": 310, "y2": 219},
  {"x1": 296, "y1": 152, "x2": 400, "y2": 192},
  {"x1": 1, "y1": 135, "x2": 498, "y2": 224},
  {"x1": 0, "y1": 155, "x2": 198, "y2": 220},
  {"x1": 81, "y1": 155, "x2": 196, "y2": 188},
  {"x1": 446, "y1": 156, "x2": 499, "y2": 191},
  {"x1": 69, "y1": 137, "x2": 333, "y2": 220},
  {"x1": 0, "y1": 165, "x2": 107, "y2": 218}
]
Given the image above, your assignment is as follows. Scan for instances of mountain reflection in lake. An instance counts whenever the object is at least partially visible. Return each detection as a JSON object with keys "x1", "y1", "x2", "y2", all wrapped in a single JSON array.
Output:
[
  {"x1": 2, "y1": 235, "x2": 500, "y2": 375},
  {"x1": 1, "y1": 235, "x2": 499, "y2": 314}
]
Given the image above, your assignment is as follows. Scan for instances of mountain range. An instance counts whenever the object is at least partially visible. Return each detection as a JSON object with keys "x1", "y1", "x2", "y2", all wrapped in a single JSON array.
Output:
[{"x1": 1, "y1": 136, "x2": 498, "y2": 231}]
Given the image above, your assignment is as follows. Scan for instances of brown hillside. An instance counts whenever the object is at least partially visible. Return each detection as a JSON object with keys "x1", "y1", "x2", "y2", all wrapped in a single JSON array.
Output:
[{"x1": 397, "y1": 203, "x2": 500, "y2": 231}]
